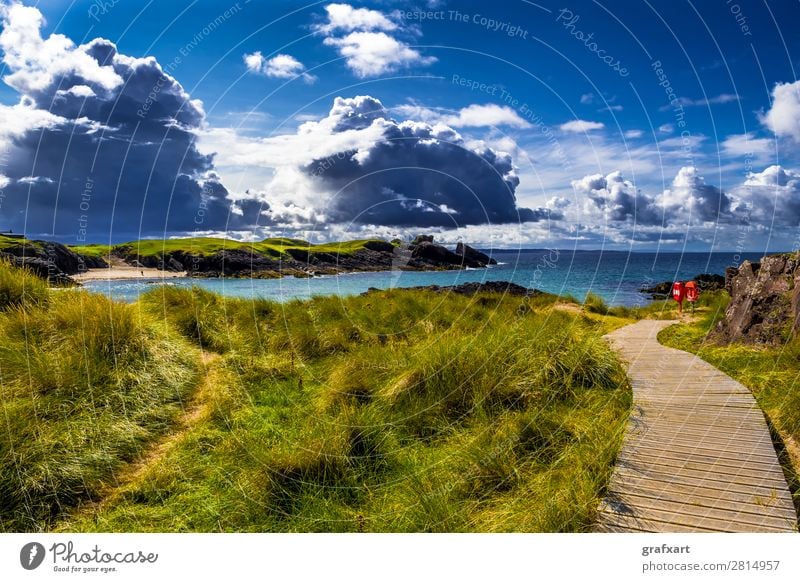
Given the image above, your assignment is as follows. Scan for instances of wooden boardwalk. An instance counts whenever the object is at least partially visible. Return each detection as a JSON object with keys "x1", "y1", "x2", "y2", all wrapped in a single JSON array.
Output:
[{"x1": 596, "y1": 320, "x2": 798, "y2": 533}]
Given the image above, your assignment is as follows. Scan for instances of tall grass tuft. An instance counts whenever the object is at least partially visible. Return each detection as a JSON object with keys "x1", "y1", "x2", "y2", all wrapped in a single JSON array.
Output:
[
  {"x1": 0, "y1": 269, "x2": 197, "y2": 532},
  {"x1": 0, "y1": 259, "x2": 49, "y2": 310}
]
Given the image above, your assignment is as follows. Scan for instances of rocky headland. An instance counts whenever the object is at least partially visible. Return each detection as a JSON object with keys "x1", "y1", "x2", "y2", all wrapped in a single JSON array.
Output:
[{"x1": 0, "y1": 234, "x2": 498, "y2": 284}]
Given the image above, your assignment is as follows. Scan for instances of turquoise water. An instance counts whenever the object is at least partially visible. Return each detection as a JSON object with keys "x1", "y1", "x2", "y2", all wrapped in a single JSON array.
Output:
[{"x1": 82, "y1": 250, "x2": 764, "y2": 306}]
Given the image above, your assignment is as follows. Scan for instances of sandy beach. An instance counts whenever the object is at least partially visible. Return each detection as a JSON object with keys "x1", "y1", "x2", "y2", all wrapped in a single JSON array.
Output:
[{"x1": 73, "y1": 261, "x2": 186, "y2": 282}]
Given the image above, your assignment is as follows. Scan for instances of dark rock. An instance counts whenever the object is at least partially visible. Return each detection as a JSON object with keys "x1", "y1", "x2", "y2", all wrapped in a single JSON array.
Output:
[
  {"x1": 640, "y1": 273, "x2": 725, "y2": 298},
  {"x1": 6, "y1": 256, "x2": 74, "y2": 285},
  {"x1": 694, "y1": 273, "x2": 725, "y2": 291},
  {"x1": 363, "y1": 281, "x2": 544, "y2": 297},
  {"x1": 712, "y1": 252, "x2": 799, "y2": 345},
  {"x1": 455, "y1": 243, "x2": 497, "y2": 267},
  {"x1": 363, "y1": 240, "x2": 395, "y2": 253},
  {"x1": 1, "y1": 239, "x2": 107, "y2": 282},
  {"x1": 410, "y1": 241, "x2": 464, "y2": 266},
  {"x1": 167, "y1": 257, "x2": 184, "y2": 272},
  {"x1": 190, "y1": 249, "x2": 283, "y2": 277},
  {"x1": 411, "y1": 234, "x2": 434, "y2": 245}
]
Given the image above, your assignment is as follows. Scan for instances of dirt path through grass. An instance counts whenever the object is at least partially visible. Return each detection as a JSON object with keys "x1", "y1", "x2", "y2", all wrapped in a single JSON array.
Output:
[{"x1": 62, "y1": 349, "x2": 223, "y2": 520}]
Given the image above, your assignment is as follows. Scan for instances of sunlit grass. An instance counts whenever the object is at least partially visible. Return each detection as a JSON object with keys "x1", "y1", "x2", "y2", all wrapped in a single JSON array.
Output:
[{"x1": 47, "y1": 284, "x2": 632, "y2": 532}]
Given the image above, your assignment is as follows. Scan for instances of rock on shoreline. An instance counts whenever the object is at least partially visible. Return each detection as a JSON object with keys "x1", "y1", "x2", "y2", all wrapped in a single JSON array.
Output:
[
  {"x1": 712, "y1": 252, "x2": 800, "y2": 345},
  {"x1": 363, "y1": 281, "x2": 544, "y2": 297},
  {"x1": 0, "y1": 239, "x2": 107, "y2": 284},
  {"x1": 639, "y1": 273, "x2": 725, "y2": 298}
]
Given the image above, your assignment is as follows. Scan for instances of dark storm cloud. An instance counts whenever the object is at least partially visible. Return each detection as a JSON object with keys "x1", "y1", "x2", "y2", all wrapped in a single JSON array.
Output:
[
  {"x1": 300, "y1": 96, "x2": 553, "y2": 227},
  {"x1": 0, "y1": 5, "x2": 260, "y2": 239}
]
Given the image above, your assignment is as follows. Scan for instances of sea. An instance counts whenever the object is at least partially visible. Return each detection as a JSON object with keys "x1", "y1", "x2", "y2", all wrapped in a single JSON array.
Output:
[{"x1": 82, "y1": 249, "x2": 765, "y2": 307}]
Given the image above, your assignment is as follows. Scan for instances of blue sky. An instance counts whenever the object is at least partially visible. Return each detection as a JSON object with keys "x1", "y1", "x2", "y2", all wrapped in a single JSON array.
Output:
[{"x1": 1, "y1": 0, "x2": 800, "y2": 251}]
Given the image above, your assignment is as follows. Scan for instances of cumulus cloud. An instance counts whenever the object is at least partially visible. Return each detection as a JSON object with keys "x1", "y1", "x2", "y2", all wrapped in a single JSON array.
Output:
[
  {"x1": 655, "y1": 166, "x2": 732, "y2": 223},
  {"x1": 624, "y1": 129, "x2": 643, "y2": 139},
  {"x1": 0, "y1": 2, "x2": 259, "y2": 238},
  {"x1": 733, "y1": 165, "x2": 800, "y2": 225},
  {"x1": 316, "y1": 3, "x2": 434, "y2": 77},
  {"x1": 243, "y1": 52, "x2": 316, "y2": 83},
  {"x1": 314, "y1": 3, "x2": 397, "y2": 34},
  {"x1": 559, "y1": 119, "x2": 604, "y2": 133},
  {"x1": 760, "y1": 80, "x2": 800, "y2": 142},
  {"x1": 572, "y1": 171, "x2": 661, "y2": 224},
  {"x1": 225, "y1": 95, "x2": 553, "y2": 228},
  {"x1": 571, "y1": 166, "x2": 734, "y2": 226},
  {"x1": 395, "y1": 103, "x2": 530, "y2": 128},
  {"x1": 323, "y1": 31, "x2": 434, "y2": 78}
]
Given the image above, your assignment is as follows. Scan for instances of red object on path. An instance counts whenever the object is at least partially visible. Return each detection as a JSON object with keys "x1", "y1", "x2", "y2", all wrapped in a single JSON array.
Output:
[
  {"x1": 685, "y1": 281, "x2": 699, "y2": 303},
  {"x1": 672, "y1": 281, "x2": 685, "y2": 313}
]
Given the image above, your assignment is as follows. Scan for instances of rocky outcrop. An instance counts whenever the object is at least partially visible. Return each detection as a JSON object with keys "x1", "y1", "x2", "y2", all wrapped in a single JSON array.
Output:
[
  {"x1": 110, "y1": 235, "x2": 495, "y2": 278},
  {"x1": 712, "y1": 252, "x2": 800, "y2": 345},
  {"x1": 364, "y1": 281, "x2": 545, "y2": 297},
  {"x1": 409, "y1": 240, "x2": 464, "y2": 267},
  {"x1": 455, "y1": 243, "x2": 497, "y2": 267},
  {"x1": 1, "y1": 239, "x2": 107, "y2": 283}
]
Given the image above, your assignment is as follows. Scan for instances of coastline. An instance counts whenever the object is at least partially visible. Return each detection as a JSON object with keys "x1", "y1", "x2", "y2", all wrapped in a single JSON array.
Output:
[{"x1": 73, "y1": 266, "x2": 187, "y2": 282}]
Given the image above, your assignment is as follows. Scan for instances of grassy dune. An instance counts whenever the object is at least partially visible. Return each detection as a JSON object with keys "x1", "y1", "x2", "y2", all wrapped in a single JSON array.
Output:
[
  {"x1": 1, "y1": 260, "x2": 637, "y2": 532},
  {"x1": 0, "y1": 261, "x2": 198, "y2": 532}
]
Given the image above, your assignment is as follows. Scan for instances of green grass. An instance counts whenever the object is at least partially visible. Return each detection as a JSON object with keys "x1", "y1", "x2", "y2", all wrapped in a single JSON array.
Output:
[
  {"x1": 0, "y1": 259, "x2": 50, "y2": 310},
  {"x1": 0, "y1": 234, "x2": 37, "y2": 251},
  {"x1": 659, "y1": 292, "x2": 800, "y2": 496},
  {"x1": 0, "y1": 262, "x2": 198, "y2": 532},
  {"x1": 42, "y1": 285, "x2": 633, "y2": 533},
  {"x1": 69, "y1": 244, "x2": 113, "y2": 258},
  {"x1": 105, "y1": 236, "x2": 382, "y2": 261}
]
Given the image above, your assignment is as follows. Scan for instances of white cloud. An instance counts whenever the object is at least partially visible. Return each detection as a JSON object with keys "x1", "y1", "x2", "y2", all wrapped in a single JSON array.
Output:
[
  {"x1": 659, "y1": 93, "x2": 739, "y2": 111},
  {"x1": 580, "y1": 93, "x2": 594, "y2": 104},
  {"x1": 598, "y1": 105, "x2": 623, "y2": 112},
  {"x1": 243, "y1": 52, "x2": 316, "y2": 84},
  {"x1": 624, "y1": 129, "x2": 643, "y2": 139},
  {"x1": 732, "y1": 165, "x2": 800, "y2": 225},
  {"x1": 721, "y1": 133, "x2": 774, "y2": 157},
  {"x1": 559, "y1": 119, "x2": 605, "y2": 133},
  {"x1": 655, "y1": 166, "x2": 732, "y2": 223},
  {"x1": 323, "y1": 31, "x2": 435, "y2": 78},
  {"x1": 658, "y1": 123, "x2": 674, "y2": 134},
  {"x1": 395, "y1": 103, "x2": 529, "y2": 128},
  {"x1": 315, "y1": 3, "x2": 397, "y2": 34},
  {"x1": 315, "y1": 3, "x2": 433, "y2": 78},
  {"x1": 761, "y1": 80, "x2": 800, "y2": 142},
  {"x1": 0, "y1": 4, "x2": 124, "y2": 96}
]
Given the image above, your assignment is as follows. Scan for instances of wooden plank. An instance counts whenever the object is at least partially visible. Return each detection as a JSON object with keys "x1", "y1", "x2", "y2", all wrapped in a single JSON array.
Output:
[
  {"x1": 609, "y1": 474, "x2": 796, "y2": 512},
  {"x1": 618, "y1": 443, "x2": 788, "y2": 471},
  {"x1": 612, "y1": 463, "x2": 793, "y2": 494},
  {"x1": 597, "y1": 320, "x2": 798, "y2": 533},
  {"x1": 605, "y1": 489, "x2": 794, "y2": 529},
  {"x1": 629, "y1": 435, "x2": 777, "y2": 456}
]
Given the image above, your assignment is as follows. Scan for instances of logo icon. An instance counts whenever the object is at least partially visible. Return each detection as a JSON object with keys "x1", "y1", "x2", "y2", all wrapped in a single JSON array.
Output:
[{"x1": 20, "y1": 542, "x2": 46, "y2": 570}]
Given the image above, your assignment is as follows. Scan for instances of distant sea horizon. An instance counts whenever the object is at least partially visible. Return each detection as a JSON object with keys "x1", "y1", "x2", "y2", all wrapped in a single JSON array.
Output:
[{"x1": 82, "y1": 249, "x2": 767, "y2": 307}]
